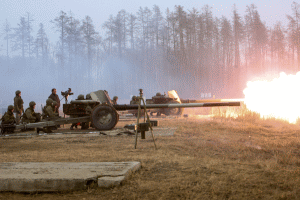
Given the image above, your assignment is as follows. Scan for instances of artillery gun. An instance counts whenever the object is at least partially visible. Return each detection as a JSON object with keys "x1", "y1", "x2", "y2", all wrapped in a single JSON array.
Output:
[{"x1": 0, "y1": 89, "x2": 241, "y2": 134}]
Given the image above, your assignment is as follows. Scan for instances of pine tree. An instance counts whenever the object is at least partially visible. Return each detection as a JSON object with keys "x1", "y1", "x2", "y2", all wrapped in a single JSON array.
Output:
[
  {"x1": 2, "y1": 19, "x2": 11, "y2": 60},
  {"x1": 11, "y1": 17, "x2": 28, "y2": 58},
  {"x1": 232, "y1": 5, "x2": 244, "y2": 68},
  {"x1": 287, "y1": 2, "x2": 300, "y2": 70},
  {"x1": 51, "y1": 11, "x2": 69, "y2": 68}
]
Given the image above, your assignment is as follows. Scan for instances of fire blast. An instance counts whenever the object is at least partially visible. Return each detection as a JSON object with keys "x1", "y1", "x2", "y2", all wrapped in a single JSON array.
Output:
[{"x1": 243, "y1": 72, "x2": 300, "y2": 123}]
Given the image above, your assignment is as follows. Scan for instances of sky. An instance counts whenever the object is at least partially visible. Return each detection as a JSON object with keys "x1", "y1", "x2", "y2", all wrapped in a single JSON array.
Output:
[
  {"x1": 0, "y1": 0, "x2": 296, "y2": 44},
  {"x1": 0, "y1": 0, "x2": 297, "y2": 108}
]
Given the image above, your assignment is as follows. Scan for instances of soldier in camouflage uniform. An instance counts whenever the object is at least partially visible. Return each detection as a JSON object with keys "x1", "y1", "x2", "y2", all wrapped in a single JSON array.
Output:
[
  {"x1": 22, "y1": 101, "x2": 41, "y2": 123},
  {"x1": 14, "y1": 90, "x2": 24, "y2": 124},
  {"x1": 1, "y1": 105, "x2": 16, "y2": 134},
  {"x1": 2, "y1": 105, "x2": 16, "y2": 124},
  {"x1": 86, "y1": 94, "x2": 92, "y2": 100},
  {"x1": 130, "y1": 96, "x2": 138, "y2": 105},
  {"x1": 42, "y1": 98, "x2": 59, "y2": 133},
  {"x1": 44, "y1": 98, "x2": 59, "y2": 119}
]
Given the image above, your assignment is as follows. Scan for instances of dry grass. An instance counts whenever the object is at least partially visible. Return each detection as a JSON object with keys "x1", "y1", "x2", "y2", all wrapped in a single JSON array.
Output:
[{"x1": 1, "y1": 109, "x2": 300, "y2": 199}]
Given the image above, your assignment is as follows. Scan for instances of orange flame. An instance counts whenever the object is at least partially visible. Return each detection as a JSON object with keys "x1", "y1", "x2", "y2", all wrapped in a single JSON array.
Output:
[{"x1": 243, "y1": 72, "x2": 300, "y2": 123}]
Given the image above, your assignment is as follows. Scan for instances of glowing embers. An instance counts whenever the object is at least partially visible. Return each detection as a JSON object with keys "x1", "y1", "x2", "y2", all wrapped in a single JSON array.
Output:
[{"x1": 243, "y1": 72, "x2": 300, "y2": 123}]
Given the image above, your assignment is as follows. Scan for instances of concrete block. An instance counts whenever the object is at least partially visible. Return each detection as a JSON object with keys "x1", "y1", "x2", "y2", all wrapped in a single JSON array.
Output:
[{"x1": 98, "y1": 176, "x2": 125, "y2": 188}]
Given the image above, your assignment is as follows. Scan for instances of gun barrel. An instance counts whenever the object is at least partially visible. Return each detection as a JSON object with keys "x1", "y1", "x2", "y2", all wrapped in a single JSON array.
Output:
[
  {"x1": 114, "y1": 102, "x2": 240, "y2": 111},
  {"x1": 181, "y1": 99, "x2": 244, "y2": 103}
]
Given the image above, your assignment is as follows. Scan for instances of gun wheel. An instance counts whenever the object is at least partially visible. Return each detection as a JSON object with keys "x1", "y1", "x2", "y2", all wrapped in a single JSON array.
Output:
[{"x1": 91, "y1": 105, "x2": 119, "y2": 130}]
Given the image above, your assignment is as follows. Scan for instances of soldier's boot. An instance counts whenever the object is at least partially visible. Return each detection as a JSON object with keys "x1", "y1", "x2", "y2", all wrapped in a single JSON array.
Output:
[{"x1": 70, "y1": 126, "x2": 74, "y2": 130}]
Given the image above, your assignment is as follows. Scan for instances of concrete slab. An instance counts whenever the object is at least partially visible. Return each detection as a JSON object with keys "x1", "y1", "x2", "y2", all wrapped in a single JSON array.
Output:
[
  {"x1": 98, "y1": 176, "x2": 125, "y2": 188},
  {"x1": 0, "y1": 162, "x2": 141, "y2": 192}
]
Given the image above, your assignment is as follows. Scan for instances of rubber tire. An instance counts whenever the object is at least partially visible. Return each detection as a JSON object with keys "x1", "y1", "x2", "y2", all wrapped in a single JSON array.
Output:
[{"x1": 91, "y1": 105, "x2": 119, "y2": 130}]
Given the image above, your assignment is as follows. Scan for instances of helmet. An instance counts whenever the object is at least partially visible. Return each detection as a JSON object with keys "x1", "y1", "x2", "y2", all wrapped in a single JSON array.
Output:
[
  {"x1": 29, "y1": 101, "x2": 36, "y2": 107},
  {"x1": 86, "y1": 94, "x2": 91, "y2": 99},
  {"x1": 132, "y1": 96, "x2": 136, "y2": 100},
  {"x1": 113, "y1": 96, "x2": 118, "y2": 100},
  {"x1": 156, "y1": 92, "x2": 161, "y2": 96},
  {"x1": 77, "y1": 94, "x2": 84, "y2": 100},
  {"x1": 15, "y1": 90, "x2": 21, "y2": 95},
  {"x1": 46, "y1": 98, "x2": 53, "y2": 105},
  {"x1": 53, "y1": 101, "x2": 57, "y2": 106},
  {"x1": 8, "y1": 105, "x2": 14, "y2": 111}
]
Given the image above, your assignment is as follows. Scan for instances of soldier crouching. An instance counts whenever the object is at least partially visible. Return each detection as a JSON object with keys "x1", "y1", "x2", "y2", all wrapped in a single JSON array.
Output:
[
  {"x1": 42, "y1": 98, "x2": 60, "y2": 133},
  {"x1": 1, "y1": 105, "x2": 16, "y2": 134},
  {"x1": 21, "y1": 101, "x2": 42, "y2": 132},
  {"x1": 43, "y1": 98, "x2": 59, "y2": 120},
  {"x1": 22, "y1": 101, "x2": 41, "y2": 123}
]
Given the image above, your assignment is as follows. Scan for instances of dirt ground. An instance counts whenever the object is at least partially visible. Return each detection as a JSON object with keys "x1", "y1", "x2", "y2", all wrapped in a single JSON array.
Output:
[{"x1": 1, "y1": 115, "x2": 300, "y2": 200}]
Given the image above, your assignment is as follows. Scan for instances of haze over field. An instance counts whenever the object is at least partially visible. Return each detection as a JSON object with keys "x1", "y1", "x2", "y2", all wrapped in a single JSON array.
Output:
[{"x1": 0, "y1": 0, "x2": 299, "y2": 112}]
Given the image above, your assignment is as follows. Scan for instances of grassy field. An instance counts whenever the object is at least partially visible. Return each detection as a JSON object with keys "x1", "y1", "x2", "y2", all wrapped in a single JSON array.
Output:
[{"x1": 1, "y1": 107, "x2": 300, "y2": 199}]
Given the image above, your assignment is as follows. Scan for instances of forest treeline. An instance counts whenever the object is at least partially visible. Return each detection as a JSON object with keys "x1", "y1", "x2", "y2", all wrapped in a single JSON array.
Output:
[{"x1": 1, "y1": 2, "x2": 300, "y2": 99}]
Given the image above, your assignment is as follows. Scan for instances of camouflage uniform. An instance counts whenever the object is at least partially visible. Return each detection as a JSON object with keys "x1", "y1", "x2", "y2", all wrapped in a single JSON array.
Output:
[
  {"x1": 130, "y1": 96, "x2": 138, "y2": 105},
  {"x1": 14, "y1": 90, "x2": 24, "y2": 124},
  {"x1": 2, "y1": 105, "x2": 16, "y2": 124},
  {"x1": 22, "y1": 101, "x2": 41, "y2": 123},
  {"x1": 86, "y1": 94, "x2": 92, "y2": 100},
  {"x1": 1, "y1": 105, "x2": 16, "y2": 134},
  {"x1": 44, "y1": 98, "x2": 59, "y2": 119}
]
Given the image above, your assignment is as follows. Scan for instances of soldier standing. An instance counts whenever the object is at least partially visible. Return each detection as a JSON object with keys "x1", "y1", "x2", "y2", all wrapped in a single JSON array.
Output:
[
  {"x1": 14, "y1": 90, "x2": 24, "y2": 124},
  {"x1": 48, "y1": 88, "x2": 60, "y2": 114}
]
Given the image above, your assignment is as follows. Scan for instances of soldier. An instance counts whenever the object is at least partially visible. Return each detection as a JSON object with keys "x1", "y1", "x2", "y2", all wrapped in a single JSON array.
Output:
[
  {"x1": 86, "y1": 94, "x2": 92, "y2": 100},
  {"x1": 77, "y1": 94, "x2": 84, "y2": 100},
  {"x1": 44, "y1": 98, "x2": 59, "y2": 119},
  {"x1": 22, "y1": 101, "x2": 41, "y2": 123},
  {"x1": 2, "y1": 105, "x2": 16, "y2": 124},
  {"x1": 42, "y1": 98, "x2": 60, "y2": 132},
  {"x1": 14, "y1": 90, "x2": 24, "y2": 124},
  {"x1": 48, "y1": 88, "x2": 60, "y2": 114},
  {"x1": 1, "y1": 105, "x2": 16, "y2": 134},
  {"x1": 112, "y1": 96, "x2": 118, "y2": 105},
  {"x1": 130, "y1": 96, "x2": 138, "y2": 105}
]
